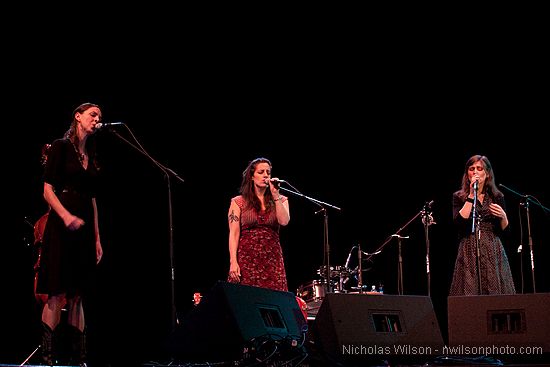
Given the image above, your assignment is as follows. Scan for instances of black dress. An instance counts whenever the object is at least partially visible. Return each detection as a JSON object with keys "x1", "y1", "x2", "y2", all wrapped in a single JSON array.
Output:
[
  {"x1": 449, "y1": 191, "x2": 516, "y2": 296},
  {"x1": 36, "y1": 138, "x2": 99, "y2": 297}
]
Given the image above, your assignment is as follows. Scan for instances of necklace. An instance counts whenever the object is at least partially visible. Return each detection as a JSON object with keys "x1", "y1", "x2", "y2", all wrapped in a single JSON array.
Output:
[{"x1": 71, "y1": 140, "x2": 86, "y2": 166}]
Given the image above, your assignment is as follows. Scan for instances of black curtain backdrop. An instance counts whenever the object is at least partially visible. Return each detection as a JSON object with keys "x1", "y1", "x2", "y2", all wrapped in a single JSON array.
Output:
[{"x1": 2, "y1": 39, "x2": 549, "y2": 365}]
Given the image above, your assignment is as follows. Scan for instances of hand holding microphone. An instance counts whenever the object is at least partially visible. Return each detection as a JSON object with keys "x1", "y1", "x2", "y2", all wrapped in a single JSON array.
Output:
[
  {"x1": 265, "y1": 178, "x2": 286, "y2": 190},
  {"x1": 471, "y1": 174, "x2": 480, "y2": 193}
]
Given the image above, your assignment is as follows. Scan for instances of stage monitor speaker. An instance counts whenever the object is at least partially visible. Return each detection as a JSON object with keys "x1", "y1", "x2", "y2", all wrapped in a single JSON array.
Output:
[
  {"x1": 313, "y1": 293, "x2": 444, "y2": 362},
  {"x1": 167, "y1": 281, "x2": 307, "y2": 362},
  {"x1": 448, "y1": 293, "x2": 550, "y2": 354}
]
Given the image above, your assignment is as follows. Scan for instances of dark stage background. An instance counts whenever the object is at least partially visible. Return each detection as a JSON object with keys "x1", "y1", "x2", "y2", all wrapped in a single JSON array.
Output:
[{"x1": 2, "y1": 48, "x2": 549, "y2": 365}]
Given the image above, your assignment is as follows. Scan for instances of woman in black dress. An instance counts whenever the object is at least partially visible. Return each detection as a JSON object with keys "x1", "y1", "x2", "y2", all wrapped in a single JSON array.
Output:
[
  {"x1": 449, "y1": 155, "x2": 515, "y2": 296},
  {"x1": 36, "y1": 102, "x2": 104, "y2": 365}
]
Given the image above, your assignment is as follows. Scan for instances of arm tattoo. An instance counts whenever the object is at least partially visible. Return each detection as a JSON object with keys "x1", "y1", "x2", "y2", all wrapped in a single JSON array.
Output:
[{"x1": 228, "y1": 210, "x2": 239, "y2": 223}]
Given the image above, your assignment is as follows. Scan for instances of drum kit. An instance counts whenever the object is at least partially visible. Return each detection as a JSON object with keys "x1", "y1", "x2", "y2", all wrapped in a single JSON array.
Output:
[
  {"x1": 294, "y1": 200, "x2": 436, "y2": 319},
  {"x1": 296, "y1": 261, "x2": 383, "y2": 318}
]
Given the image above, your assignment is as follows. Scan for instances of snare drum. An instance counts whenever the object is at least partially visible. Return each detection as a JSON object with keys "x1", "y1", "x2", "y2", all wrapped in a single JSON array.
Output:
[{"x1": 296, "y1": 279, "x2": 329, "y2": 303}]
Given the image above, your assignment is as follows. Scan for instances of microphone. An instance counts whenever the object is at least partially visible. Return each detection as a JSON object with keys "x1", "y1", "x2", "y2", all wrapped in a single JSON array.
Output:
[
  {"x1": 267, "y1": 178, "x2": 287, "y2": 188},
  {"x1": 424, "y1": 200, "x2": 434, "y2": 210},
  {"x1": 344, "y1": 246, "x2": 357, "y2": 269},
  {"x1": 473, "y1": 180, "x2": 478, "y2": 191},
  {"x1": 95, "y1": 122, "x2": 124, "y2": 130}
]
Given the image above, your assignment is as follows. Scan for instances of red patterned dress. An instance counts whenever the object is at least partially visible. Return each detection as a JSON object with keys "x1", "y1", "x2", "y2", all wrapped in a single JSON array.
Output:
[{"x1": 228, "y1": 195, "x2": 288, "y2": 291}]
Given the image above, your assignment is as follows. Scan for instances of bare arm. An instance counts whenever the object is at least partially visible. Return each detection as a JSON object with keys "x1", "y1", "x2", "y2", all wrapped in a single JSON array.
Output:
[
  {"x1": 228, "y1": 200, "x2": 241, "y2": 281},
  {"x1": 269, "y1": 178, "x2": 290, "y2": 226},
  {"x1": 274, "y1": 198, "x2": 290, "y2": 226},
  {"x1": 92, "y1": 198, "x2": 103, "y2": 264}
]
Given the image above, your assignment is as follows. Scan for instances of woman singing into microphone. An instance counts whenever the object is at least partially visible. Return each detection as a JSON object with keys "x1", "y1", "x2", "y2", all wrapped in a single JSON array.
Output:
[
  {"x1": 227, "y1": 157, "x2": 290, "y2": 291},
  {"x1": 449, "y1": 155, "x2": 515, "y2": 296}
]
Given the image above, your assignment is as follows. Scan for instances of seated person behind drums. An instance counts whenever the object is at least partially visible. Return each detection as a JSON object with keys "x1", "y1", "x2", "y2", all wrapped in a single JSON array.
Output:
[{"x1": 227, "y1": 157, "x2": 290, "y2": 291}]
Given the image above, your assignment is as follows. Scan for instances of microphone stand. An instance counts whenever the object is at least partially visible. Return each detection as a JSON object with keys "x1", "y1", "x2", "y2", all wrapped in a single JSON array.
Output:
[
  {"x1": 393, "y1": 234, "x2": 409, "y2": 295},
  {"x1": 364, "y1": 200, "x2": 434, "y2": 296},
  {"x1": 278, "y1": 186, "x2": 341, "y2": 294},
  {"x1": 421, "y1": 205, "x2": 436, "y2": 297},
  {"x1": 352, "y1": 246, "x2": 381, "y2": 294},
  {"x1": 472, "y1": 183, "x2": 482, "y2": 294},
  {"x1": 343, "y1": 245, "x2": 356, "y2": 293},
  {"x1": 358, "y1": 244, "x2": 363, "y2": 293},
  {"x1": 499, "y1": 184, "x2": 550, "y2": 294},
  {"x1": 525, "y1": 198, "x2": 534, "y2": 293},
  {"x1": 108, "y1": 128, "x2": 184, "y2": 332}
]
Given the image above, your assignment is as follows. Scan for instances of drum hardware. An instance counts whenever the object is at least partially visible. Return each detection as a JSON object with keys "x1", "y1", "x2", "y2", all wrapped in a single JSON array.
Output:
[
  {"x1": 296, "y1": 279, "x2": 331, "y2": 303},
  {"x1": 299, "y1": 243, "x2": 386, "y2": 305},
  {"x1": 316, "y1": 265, "x2": 352, "y2": 294},
  {"x1": 359, "y1": 200, "x2": 435, "y2": 296},
  {"x1": 354, "y1": 243, "x2": 380, "y2": 294},
  {"x1": 392, "y1": 234, "x2": 410, "y2": 296},
  {"x1": 296, "y1": 280, "x2": 331, "y2": 319},
  {"x1": 316, "y1": 265, "x2": 350, "y2": 279},
  {"x1": 274, "y1": 183, "x2": 341, "y2": 294}
]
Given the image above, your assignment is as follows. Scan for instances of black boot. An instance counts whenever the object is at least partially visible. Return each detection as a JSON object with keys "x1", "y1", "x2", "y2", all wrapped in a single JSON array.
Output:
[
  {"x1": 40, "y1": 322, "x2": 54, "y2": 366},
  {"x1": 68, "y1": 325, "x2": 87, "y2": 366}
]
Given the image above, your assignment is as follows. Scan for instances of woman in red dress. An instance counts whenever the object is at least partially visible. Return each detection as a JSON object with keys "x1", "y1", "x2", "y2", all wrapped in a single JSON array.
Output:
[{"x1": 227, "y1": 157, "x2": 290, "y2": 291}]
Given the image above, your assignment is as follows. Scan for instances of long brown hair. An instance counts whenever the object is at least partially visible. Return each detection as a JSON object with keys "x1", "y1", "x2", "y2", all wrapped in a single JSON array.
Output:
[
  {"x1": 240, "y1": 157, "x2": 274, "y2": 212},
  {"x1": 459, "y1": 155, "x2": 502, "y2": 200}
]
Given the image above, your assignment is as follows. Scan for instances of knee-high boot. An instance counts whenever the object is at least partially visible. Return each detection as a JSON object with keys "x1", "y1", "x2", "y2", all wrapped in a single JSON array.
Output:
[
  {"x1": 68, "y1": 325, "x2": 87, "y2": 366},
  {"x1": 40, "y1": 322, "x2": 54, "y2": 366}
]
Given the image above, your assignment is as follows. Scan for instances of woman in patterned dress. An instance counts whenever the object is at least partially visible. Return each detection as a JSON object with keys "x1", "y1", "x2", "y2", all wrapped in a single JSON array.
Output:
[
  {"x1": 449, "y1": 155, "x2": 515, "y2": 296},
  {"x1": 227, "y1": 157, "x2": 290, "y2": 291}
]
